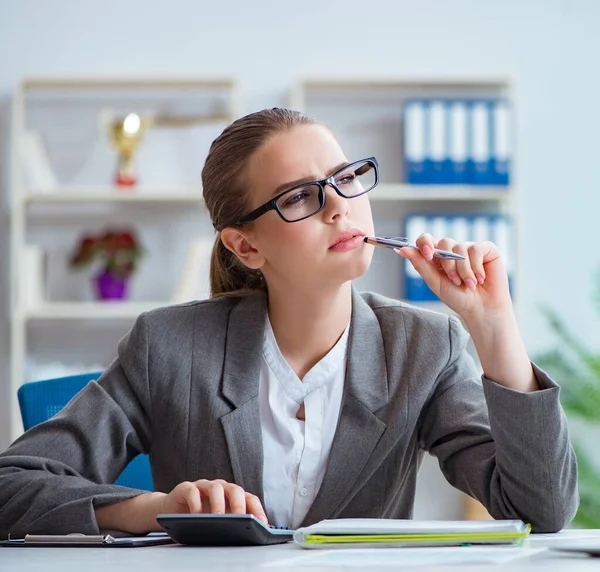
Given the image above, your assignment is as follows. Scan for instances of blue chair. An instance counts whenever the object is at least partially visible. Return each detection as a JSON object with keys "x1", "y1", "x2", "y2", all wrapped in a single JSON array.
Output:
[{"x1": 17, "y1": 372, "x2": 153, "y2": 491}]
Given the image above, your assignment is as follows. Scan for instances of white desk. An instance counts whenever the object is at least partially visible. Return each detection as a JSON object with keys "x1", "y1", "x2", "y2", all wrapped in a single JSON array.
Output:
[{"x1": 1, "y1": 530, "x2": 599, "y2": 571}]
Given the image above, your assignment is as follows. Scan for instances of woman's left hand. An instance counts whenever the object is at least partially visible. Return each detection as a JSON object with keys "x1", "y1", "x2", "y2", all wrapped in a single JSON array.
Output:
[{"x1": 397, "y1": 234, "x2": 512, "y2": 322}]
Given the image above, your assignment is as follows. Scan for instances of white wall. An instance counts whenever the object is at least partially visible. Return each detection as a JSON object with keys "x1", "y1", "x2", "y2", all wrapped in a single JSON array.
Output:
[{"x1": 1, "y1": 0, "x2": 599, "y2": 518}]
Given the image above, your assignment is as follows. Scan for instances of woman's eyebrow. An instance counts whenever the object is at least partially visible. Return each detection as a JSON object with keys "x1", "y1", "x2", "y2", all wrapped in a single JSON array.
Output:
[{"x1": 270, "y1": 161, "x2": 349, "y2": 197}]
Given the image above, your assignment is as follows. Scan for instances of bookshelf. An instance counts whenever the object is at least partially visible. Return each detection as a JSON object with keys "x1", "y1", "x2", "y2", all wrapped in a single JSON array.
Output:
[{"x1": 9, "y1": 77, "x2": 238, "y2": 442}]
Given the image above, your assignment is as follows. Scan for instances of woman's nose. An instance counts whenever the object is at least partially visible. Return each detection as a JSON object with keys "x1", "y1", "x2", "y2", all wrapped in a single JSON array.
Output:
[{"x1": 322, "y1": 184, "x2": 350, "y2": 221}]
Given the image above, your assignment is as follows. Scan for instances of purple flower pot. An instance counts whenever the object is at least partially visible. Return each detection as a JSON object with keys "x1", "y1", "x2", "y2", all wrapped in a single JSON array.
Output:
[{"x1": 93, "y1": 269, "x2": 129, "y2": 300}]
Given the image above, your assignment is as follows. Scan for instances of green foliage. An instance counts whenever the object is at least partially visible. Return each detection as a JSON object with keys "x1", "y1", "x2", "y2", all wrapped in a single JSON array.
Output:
[{"x1": 535, "y1": 273, "x2": 600, "y2": 527}]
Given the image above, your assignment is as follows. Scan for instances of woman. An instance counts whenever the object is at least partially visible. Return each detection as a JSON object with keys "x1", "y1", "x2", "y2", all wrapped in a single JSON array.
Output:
[{"x1": 0, "y1": 108, "x2": 578, "y2": 538}]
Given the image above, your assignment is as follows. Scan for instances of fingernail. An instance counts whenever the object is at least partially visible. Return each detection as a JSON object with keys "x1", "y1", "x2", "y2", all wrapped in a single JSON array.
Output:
[
  {"x1": 476, "y1": 274, "x2": 485, "y2": 285},
  {"x1": 465, "y1": 278, "x2": 477, "y2": 291},
  {"x1": 422, "y1": 246, "x2": 433, "y2": 260},
  {"x1": 450, "y1": 272, "x2": 462, "y2": 286}
]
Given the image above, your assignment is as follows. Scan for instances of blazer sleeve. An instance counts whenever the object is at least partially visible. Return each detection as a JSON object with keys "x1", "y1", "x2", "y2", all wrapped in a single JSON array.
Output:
[
  {"x1": 0, "y1": 312, "x2": 154, "y2": 539},
  {"x1": 417, "y1": 315, "x2": 579, "y2": 533}
]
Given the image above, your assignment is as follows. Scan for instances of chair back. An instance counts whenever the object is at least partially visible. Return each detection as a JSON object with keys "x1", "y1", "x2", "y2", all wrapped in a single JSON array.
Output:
[{"x1": 17, "y1": 372, "x2": 153, "y2": 491}]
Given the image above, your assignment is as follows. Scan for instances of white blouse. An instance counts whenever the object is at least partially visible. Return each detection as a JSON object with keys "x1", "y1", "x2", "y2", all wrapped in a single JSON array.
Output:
[{"x1": 259, "y1": 317, "x2": 350, "y2": 529}]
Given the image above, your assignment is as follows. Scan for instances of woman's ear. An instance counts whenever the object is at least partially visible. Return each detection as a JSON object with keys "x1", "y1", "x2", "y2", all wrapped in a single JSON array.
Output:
[{"x1": 220, "y1": 227, "x2": 265, "y2": 270}]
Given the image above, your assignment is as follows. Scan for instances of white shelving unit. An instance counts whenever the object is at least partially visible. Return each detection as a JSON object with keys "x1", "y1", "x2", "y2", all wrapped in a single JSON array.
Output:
[
  {"x1": 291, "y1": 78, "x2": 518, "y2": 521},
  {"x1": 9, "y1": 77, "x2": 239, "y2": 442}
]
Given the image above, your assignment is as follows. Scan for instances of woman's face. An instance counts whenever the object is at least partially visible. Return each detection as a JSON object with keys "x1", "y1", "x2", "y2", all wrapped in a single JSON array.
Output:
[{"x1": 241, "y1": 124, "x2": 375, "y2": 293}]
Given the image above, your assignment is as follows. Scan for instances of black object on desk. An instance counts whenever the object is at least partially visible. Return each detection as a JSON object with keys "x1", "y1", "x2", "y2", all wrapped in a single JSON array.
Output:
[
  {"x1": 157, "y1": 513, "x2": 294, "y2": 546},
  {"x1": 0, "y1": 533, "x2": 174, "y2": 548}
]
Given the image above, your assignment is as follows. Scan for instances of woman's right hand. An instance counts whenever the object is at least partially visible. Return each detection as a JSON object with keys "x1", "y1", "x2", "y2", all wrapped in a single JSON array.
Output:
[
  {"x1": 95, "y1": 479, "x2": 268, "y2": 534},
  {"x1": 158, "y1": 479, "x2": 268, "y2": 523}
]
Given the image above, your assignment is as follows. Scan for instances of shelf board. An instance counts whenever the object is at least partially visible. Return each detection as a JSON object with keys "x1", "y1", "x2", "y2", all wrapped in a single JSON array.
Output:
[
  {"x1": 372, "y1": 184, "x2": 512, "y2": 202},
  {"x1": 23, "y1": 301, "x2": 172, "y2": 320},
  {"x1": 21, "y1": 185, "x2": 510, "y2": 204},
  {"x1": 23, "y1": 188, "x2": 204, "y2": 204},
  {"x1": 297, "y1": 77, "x2": 511, "y2": 90},
  {"x1": 22, "y1": 77, "x2": 236, "y2": 90}
]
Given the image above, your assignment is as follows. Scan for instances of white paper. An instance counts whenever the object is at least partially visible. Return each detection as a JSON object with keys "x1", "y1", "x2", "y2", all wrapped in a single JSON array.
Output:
[{"x1": 264, "y1": 547, "x2": 546, "y2": 568}]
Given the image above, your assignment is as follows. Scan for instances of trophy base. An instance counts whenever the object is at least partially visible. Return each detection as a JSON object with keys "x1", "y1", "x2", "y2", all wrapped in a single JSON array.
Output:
[{"x1": 115, "y1": 174, "x2": 137, "y2": 188}]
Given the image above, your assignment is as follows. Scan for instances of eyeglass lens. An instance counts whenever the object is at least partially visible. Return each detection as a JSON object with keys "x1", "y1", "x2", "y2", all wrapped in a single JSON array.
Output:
[{"x1": 275, "y1": 160, "x2": 377, "y2": 222}]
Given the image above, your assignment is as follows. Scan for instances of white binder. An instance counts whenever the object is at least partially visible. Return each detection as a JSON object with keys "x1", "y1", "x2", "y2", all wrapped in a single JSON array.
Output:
[
  {"x1": 469, "y1": 101, "x2": 491, "y2": 185},
  {"x1": 404, "y1": 100, "x2": 427, "y2": 184},
  {"x1": 492, "y1": 100, "x2": 510, "y2": 185},
  {"x1": 449, "y1": 101, "x2": 468, "y2": 184},
  {"x1": 429, "y1": 100, "x2": 447, "y2": 183}
]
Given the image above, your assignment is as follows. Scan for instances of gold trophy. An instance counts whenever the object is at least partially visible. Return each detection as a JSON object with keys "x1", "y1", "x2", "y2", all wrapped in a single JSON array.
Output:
[
  {"x1": 107, "y1": 112, "x2": 149, "y2": 187},
  {"x1": 101, "y1": 109, "x2": 231, "y2": 189}
]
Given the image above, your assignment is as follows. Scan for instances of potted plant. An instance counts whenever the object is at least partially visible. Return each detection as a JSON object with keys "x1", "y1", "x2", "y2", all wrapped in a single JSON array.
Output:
[
  {"x1": 534, "y1": 268, "x2": 600, "y2": 527},
  {"x1": 69, "y1": 228, "x2": 143, "y2": 301}
]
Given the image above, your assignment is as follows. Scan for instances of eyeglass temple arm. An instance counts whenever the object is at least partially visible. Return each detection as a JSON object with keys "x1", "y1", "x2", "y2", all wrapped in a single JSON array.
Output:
[{"x1": 235, "y1": 201, "x2": 276, "y2": 226}]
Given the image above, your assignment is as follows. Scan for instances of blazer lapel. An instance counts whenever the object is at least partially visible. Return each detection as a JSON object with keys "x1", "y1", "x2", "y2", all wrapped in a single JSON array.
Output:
[
  {"x1": 301, "y1": 289, "x2": 389, "y2": 526},
  {"x1": 220, "y1": 293, "x2": 268, "y2": 501}
]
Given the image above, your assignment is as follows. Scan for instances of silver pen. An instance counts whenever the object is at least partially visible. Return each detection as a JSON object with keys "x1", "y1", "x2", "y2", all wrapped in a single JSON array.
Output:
[{"x1": 364, "y1": 236, "x2": 465, "y2": 260}]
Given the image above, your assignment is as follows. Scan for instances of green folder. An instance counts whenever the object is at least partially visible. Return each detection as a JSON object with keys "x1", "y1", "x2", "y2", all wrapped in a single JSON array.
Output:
[{"x1": 293, "y1": 519, "x2": 531, "y2": 549}]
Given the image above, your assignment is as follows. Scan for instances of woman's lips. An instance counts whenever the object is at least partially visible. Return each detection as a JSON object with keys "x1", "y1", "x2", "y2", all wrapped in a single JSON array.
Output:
[{"x1": 328, "y1": 235, "x2": 365, "y2": 252}]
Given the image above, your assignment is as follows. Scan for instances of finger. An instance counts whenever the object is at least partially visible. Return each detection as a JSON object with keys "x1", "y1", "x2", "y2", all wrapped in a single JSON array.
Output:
[
  {"x1": 414, "y1": 233, "x2": 436, "y2": 261},
  {"x1": 436, "y1": 238, "x2": 461, "y2": 286},
  {"x1": 453, "y1": 243, "x2": 477, "y2": 291},
  {"x1": 397, "y1": 245, "x2": 448, "y2": 296},
  {"x1": 245, "y1": 492, "x2": 269, "y2": 524},
  {"x1": 203, "y1": 480, "x2": 227, "y2": 514},
  {"x1": 466, "y1": 242, "x2": 486, "y2": 285},
  {"x1": 177, "y1": 481, "x2": 202, "y2": 513},
  {"x1": 224, "y1": 483, "x2": 247, "y2": 514}
]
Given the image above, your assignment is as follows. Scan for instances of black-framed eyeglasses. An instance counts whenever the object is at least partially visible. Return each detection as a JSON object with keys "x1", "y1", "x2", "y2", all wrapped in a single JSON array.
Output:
[{"x1": 231, "y1": 157, "x2": 379, "y2": 227}]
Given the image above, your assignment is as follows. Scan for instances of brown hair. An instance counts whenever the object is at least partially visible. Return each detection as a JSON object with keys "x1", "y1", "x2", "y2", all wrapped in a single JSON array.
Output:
[{"x1": 202, "y1": 107, "x2": 318, "y2": 298}]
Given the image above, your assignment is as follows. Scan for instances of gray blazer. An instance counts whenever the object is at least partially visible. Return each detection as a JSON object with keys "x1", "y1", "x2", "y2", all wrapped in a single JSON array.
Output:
[{"x1": 0, "y1": 290, "x2": 578, "y2": 538}]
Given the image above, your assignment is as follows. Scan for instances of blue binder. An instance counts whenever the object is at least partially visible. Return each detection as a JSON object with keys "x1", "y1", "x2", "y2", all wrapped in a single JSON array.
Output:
[
  {"x1": 466, "y1": 100, "x2": 493, "y2": 185},
  {"x1": 404, "y1": 214, "x2": 439, "y2": 301},
  {"x1": 428, "y1": 100, "x2": 449, "y2": 184},
  {"x1": 448, "y1": 100, "x2": 468, "y2": 184},
  {"x1": 490, "y1": 99, "x2": 510, "y2": 186},
  {"x1": 402, "y1": 99, "x2": 428, "y2": 184}
]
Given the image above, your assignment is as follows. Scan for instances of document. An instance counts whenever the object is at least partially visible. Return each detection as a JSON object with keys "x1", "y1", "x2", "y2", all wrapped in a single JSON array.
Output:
[{"x1": 293, "y1": 518, "x2": 531, "y2": 549}]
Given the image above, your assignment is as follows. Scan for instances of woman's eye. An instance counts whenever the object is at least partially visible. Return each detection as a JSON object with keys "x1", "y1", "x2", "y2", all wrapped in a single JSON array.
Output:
[
  {"x1": 336, "y1": 173, "x2": 356, "y2": 185},
  {"x1": 282, "y1": 191, "x2": 310, "y2": 208}
]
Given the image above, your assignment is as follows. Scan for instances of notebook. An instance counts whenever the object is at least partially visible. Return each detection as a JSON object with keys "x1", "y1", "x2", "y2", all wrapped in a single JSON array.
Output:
[{"x1": 293, "y1": 519, "x2": 531, "y2": 549}]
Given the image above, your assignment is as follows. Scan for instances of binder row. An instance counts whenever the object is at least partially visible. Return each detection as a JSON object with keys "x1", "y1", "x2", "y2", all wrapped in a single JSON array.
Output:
[
  {"x1": 404, "y1": 214, "x2": 513, "y2": 302},
  {"x1": 402, "y1": 99, "x2": 511, "y2": 186}
]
